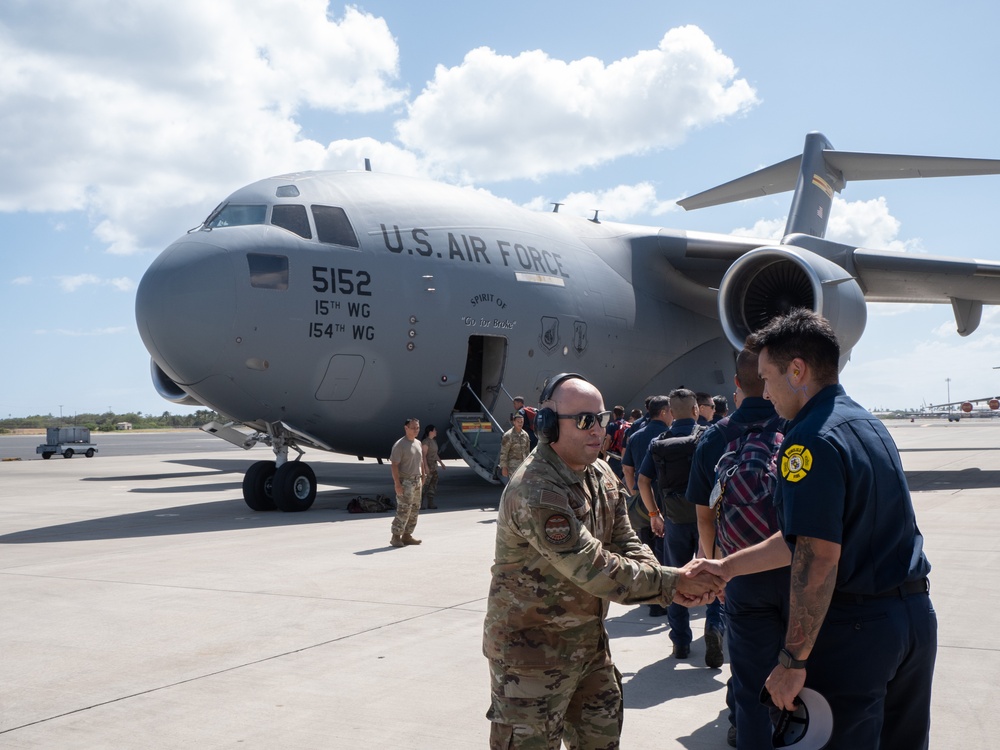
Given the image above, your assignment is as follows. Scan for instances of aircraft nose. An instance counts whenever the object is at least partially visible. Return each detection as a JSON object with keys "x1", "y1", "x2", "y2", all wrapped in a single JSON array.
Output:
[{"x1": 135, "y1": 239, "x2": 237, "y2": 385}]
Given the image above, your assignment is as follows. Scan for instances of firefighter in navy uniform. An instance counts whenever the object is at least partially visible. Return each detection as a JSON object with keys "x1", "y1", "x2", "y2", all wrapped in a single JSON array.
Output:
[{"x1": 691, "y1": 309, "x2": 936, "y2": 750}]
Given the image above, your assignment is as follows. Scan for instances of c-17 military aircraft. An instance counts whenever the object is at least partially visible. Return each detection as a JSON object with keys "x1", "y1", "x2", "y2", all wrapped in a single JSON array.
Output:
[{"x1": 135, "y1": 132, "x2": 1000, "y2": 512}]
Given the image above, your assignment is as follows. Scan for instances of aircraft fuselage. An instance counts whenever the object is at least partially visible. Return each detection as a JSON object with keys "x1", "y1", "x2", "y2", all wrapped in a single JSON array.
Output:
[{"x1": 136, "y1": 170, "x2": 739, "y2": 460}]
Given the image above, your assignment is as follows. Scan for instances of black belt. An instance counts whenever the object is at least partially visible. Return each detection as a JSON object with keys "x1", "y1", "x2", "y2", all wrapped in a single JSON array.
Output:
[{"x1": 832, "y1": 577, "x2": 929, "y2": 604}]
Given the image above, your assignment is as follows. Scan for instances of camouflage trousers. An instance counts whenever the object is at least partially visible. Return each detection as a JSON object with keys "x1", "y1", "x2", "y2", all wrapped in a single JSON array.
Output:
[
  {"x1": 487, "y1": 649, "x2": 623, "y2": 750},
  {"x1": 421, "y1": 469, "x2": 439, "y2": 507},
  {"x1": 391, "y1": 476, "x2": 422, "y2": 536}
]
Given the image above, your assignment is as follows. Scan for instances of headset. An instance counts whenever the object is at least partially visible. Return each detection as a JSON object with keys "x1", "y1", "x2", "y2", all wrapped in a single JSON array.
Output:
[{"x1": 534, "y1": 372, "x2": 587, "y2": 443}]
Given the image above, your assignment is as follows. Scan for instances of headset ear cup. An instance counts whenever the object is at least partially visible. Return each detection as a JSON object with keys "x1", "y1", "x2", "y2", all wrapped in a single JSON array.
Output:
[
  {"x1": 535, "y1": 407, "x2": 558, "y2": 442},
  {"x1": 536, "y1": 372, "x2": 587, "y2": 443}
]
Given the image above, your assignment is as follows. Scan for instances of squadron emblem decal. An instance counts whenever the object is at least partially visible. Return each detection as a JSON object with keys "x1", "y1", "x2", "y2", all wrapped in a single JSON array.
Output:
[
  {"x1": 781, "y1": 444, "x2": 813, "y2": 483},
  {"x1": 543, "y1": 513, "x2": 572, "y2": 545}
]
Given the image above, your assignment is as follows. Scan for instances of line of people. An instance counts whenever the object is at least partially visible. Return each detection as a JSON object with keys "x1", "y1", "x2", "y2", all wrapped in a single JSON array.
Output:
[{"x1": 484, "y1": 309, "x2": 936, "y2": 750}]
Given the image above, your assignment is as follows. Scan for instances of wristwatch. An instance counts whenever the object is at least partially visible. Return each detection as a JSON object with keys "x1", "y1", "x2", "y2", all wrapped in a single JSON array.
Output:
[{"x1": 778, "y1": 648, "x2": 807, "y2": 670}]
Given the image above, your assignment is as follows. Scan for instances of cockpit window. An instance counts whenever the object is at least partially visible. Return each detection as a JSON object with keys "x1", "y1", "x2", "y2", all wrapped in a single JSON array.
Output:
[
  {"x1": 205, "y1": 204, "x2": 267, "y2": 228},
  {"x1": 312, "y1": 205, "x2": 359, "y2": 248},
  {"x1": 247, "y1": 253, "x2": 288, "y2": 290},
  {"x1": 270, "y1": 204, "x2": 312, "y2": 239}
]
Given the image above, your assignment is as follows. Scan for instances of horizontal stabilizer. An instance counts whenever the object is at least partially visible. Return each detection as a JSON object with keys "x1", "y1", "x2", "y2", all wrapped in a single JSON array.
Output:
[{"x1": 679, "y1": 149, "x2": 1000, "y2": 211}]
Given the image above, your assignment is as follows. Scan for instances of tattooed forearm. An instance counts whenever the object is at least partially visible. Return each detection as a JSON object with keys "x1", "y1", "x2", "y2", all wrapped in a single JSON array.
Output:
[{"x1": 785, "y1": 536, "x2": 839, "y2": 657}]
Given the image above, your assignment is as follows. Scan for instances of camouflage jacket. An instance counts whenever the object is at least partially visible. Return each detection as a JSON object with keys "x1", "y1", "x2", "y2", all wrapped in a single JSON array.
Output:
[
  {"x1": 498, "y1": 428, "x2": 531, "y2": 471},
  {"x1": 483, "y1": 442, "x2": 679, "y2": 667}
]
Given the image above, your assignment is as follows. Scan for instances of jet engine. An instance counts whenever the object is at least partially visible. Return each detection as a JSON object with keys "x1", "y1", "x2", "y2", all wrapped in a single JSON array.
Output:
[
  {"x1": 717, "y1": 246, "x2": 867, "y2": 361},
  {"x1": 150, "y1": 360, "x2": 203, "y2": 407}
]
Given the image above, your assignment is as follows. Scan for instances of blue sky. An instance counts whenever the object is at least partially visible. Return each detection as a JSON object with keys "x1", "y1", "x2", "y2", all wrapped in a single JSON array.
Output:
[{"x1": 2, "y1": 0, "x2": 999, "y2": 418}]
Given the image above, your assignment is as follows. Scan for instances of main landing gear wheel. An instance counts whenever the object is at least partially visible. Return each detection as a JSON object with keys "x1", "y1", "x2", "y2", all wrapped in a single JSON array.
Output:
[
  {"x1": 242, "y1": 460, "x2": 277, "y2": 511},
  {"x1": 273, "y1": 462, "x2": 317, "y2": 512}
]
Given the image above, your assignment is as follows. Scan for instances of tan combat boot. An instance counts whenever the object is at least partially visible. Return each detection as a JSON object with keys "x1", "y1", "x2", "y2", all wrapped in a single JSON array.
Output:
[
  {"x1": 401, "y1": 533, "x2": 422, "y2": 545},
  {"x1": 390, "y1": 534, "x2": 404, "y2": 548}
]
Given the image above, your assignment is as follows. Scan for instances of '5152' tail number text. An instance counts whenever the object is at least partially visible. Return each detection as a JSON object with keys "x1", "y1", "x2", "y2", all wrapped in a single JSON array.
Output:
[{"x1": 311, "y1": 267, "x2": 372, "y2": 296}]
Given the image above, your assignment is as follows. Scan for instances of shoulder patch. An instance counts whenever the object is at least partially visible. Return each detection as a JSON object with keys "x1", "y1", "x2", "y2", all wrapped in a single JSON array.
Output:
[
  {"x1": 543, "y1": 513, "x2": 573, "y2": 545},
  {"x1": 781, "y1": 444, "x2": 813, "y2": 483}
]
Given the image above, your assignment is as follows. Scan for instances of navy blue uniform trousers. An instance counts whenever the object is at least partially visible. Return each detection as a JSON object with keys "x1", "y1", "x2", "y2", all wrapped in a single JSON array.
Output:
[
  {"x1": 663, "y1": 519, "x2": 724, "y2": 646},
  {"x1": 808, "y1": 590, "x2": 936, "y2": 749},
  {"x1": 725, "y1": 567, "x2": 790, "y2": 750}
]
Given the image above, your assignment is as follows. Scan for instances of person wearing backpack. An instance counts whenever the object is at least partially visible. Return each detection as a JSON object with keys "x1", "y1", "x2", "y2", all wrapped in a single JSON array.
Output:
[
  {"x1": 600, "y1": 405, "x2": 629, "y2": 480},
  {"x1": 691, "y1": 312, "x2": 936, "y2": 750},
  {"x1": 687, "y1": 349, "x2": 789, "y2": 749},
  {"x1": 638, "y1": 388, "x2": 725, "y2": 664}
]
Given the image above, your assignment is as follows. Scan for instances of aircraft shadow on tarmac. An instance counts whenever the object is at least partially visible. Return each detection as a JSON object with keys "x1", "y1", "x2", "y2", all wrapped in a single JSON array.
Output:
[
  {"x1": 7, "y1": 453, "x2": 993, "y2": 545},
  {"x1": 1, "y1": 458, "x2": 499, "y2": 545},
  {"x1": 903, "y1": 468, "x2": 1000, "y2": 491}
]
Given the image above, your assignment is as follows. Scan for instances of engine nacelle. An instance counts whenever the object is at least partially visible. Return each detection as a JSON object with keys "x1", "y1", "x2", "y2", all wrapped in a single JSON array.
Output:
[
  {"x1": 150, "y1": 359, "x2": 204, "y2": 406},
  {"x1": 718, "y1": 246, "x2": 867, "y2": 364}
]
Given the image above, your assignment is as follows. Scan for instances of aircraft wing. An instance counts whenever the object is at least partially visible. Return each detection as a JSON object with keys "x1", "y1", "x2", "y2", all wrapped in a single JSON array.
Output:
[{"x1": 852, "y1": 249, "x2": 1000, "y2": 304}]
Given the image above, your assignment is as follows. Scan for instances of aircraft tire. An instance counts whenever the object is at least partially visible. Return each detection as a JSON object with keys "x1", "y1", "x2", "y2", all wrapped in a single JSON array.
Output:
[
  {"x1": 273, "y1": 462, "x2": 317, "y2": 512},
  {"x1": 243, "y1": 460, "x2": 277, "y2": 511},
  {"x1": 63, "y1": 449, "x2": 74, "y2": 459}
]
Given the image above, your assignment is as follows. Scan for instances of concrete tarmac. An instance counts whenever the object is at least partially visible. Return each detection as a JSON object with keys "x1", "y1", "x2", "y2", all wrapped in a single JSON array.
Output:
[{"x1": 1, "y1": 421, "x2": 997, "y2": 748}]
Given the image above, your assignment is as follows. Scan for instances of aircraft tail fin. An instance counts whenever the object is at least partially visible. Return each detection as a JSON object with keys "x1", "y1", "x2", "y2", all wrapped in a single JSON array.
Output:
[{"x1": 678, "y1": 132, "x2": 1000, "y2": 238}]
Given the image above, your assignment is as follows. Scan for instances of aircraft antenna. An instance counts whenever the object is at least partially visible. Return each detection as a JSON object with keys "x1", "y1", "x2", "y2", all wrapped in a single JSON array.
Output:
[
  {"x1": 551, "y1": 202, "x2": 563, "y2": 213},
  {"x1": 364, "y1": 158, "x2": 372, "y2": 172},
  {"x1": 590, "y1": 210, "x2": 601, "y2": 223}
]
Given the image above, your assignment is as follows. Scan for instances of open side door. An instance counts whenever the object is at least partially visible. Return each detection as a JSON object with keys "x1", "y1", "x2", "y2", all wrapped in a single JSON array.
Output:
[{"x1": 446, "y1": 335, "x2": 508, "y2": 484}]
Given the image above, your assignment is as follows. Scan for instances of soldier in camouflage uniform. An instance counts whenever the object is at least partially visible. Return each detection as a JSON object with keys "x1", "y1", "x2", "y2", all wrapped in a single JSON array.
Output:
[
  {"x1": 483, "y1": 375, "x2": 725, "y2": 749},
  {"x1": 389, "y1": 417, "x2": 426, "y2": 547},
  {"x1": 498, "y1": 411, "x2": 531, "y2": 483}
]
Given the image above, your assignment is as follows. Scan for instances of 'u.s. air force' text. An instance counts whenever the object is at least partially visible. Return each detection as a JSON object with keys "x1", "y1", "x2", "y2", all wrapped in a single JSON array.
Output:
[{"x1": 379, "y1": 224, "x2": 569, "y2": 279}]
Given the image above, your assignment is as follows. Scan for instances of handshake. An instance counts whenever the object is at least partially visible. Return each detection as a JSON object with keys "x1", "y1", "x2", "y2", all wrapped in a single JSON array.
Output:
[{"x1": 671, "y1": 558, "x2": 727, "y2": 607}]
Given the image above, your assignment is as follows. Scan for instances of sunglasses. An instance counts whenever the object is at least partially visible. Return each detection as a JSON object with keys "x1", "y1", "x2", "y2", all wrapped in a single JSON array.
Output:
[{"x1": 557, "y1": 411, "x2": 613, "y2": 430}]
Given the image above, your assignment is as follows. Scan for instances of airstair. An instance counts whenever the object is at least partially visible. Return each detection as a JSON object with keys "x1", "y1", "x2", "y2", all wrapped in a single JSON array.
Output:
[{"x1": 446, "y1": 384, "x2": 505, "y2": 484}]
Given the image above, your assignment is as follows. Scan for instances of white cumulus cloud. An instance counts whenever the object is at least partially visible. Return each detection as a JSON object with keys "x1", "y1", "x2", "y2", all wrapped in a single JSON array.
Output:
[
  {"x1": 0, "y1": 0, "x2": 405, "y2": 253},
  {"x1": 57, "y1": 274, "x2": 135, "y2": 292},
  {"x1": 396, "y1": 26, "x2": 758, "y2": 182},
  {"x1": 524, "y1": 182, "x2": 679, "y2": 221},
  {"x1": 731, "y1": 196, "x2": 923, "y2": 251}
]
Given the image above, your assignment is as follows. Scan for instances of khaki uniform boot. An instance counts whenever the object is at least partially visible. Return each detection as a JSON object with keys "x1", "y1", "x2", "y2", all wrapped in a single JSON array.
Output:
[
  {"x1": 426, "y1": 499, "x2": 437, "y2": 509},
  {"x1": 390, "y1": 534, "x2": 404, "y2": 548},
  {"x1": 401, "y1": 533, "x2": 422, "y2": 545}
]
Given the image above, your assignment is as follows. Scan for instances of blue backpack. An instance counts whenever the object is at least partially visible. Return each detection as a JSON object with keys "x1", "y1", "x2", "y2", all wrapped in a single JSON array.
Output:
[{"x1": 710, "y1": 416, "x2": 784, "y2": 556}]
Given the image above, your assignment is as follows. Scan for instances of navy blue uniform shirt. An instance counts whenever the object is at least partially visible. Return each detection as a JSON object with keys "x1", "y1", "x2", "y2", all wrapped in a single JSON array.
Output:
[
  {"x1": 621, "y1": 418, "x2": 668, "y2": 471},
  {"x1": 776, "y1": 384, "x2": 931, "y2": 595},
  {"x1": 638, "y1": 418, "x2": 697, "y2": 480}
]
